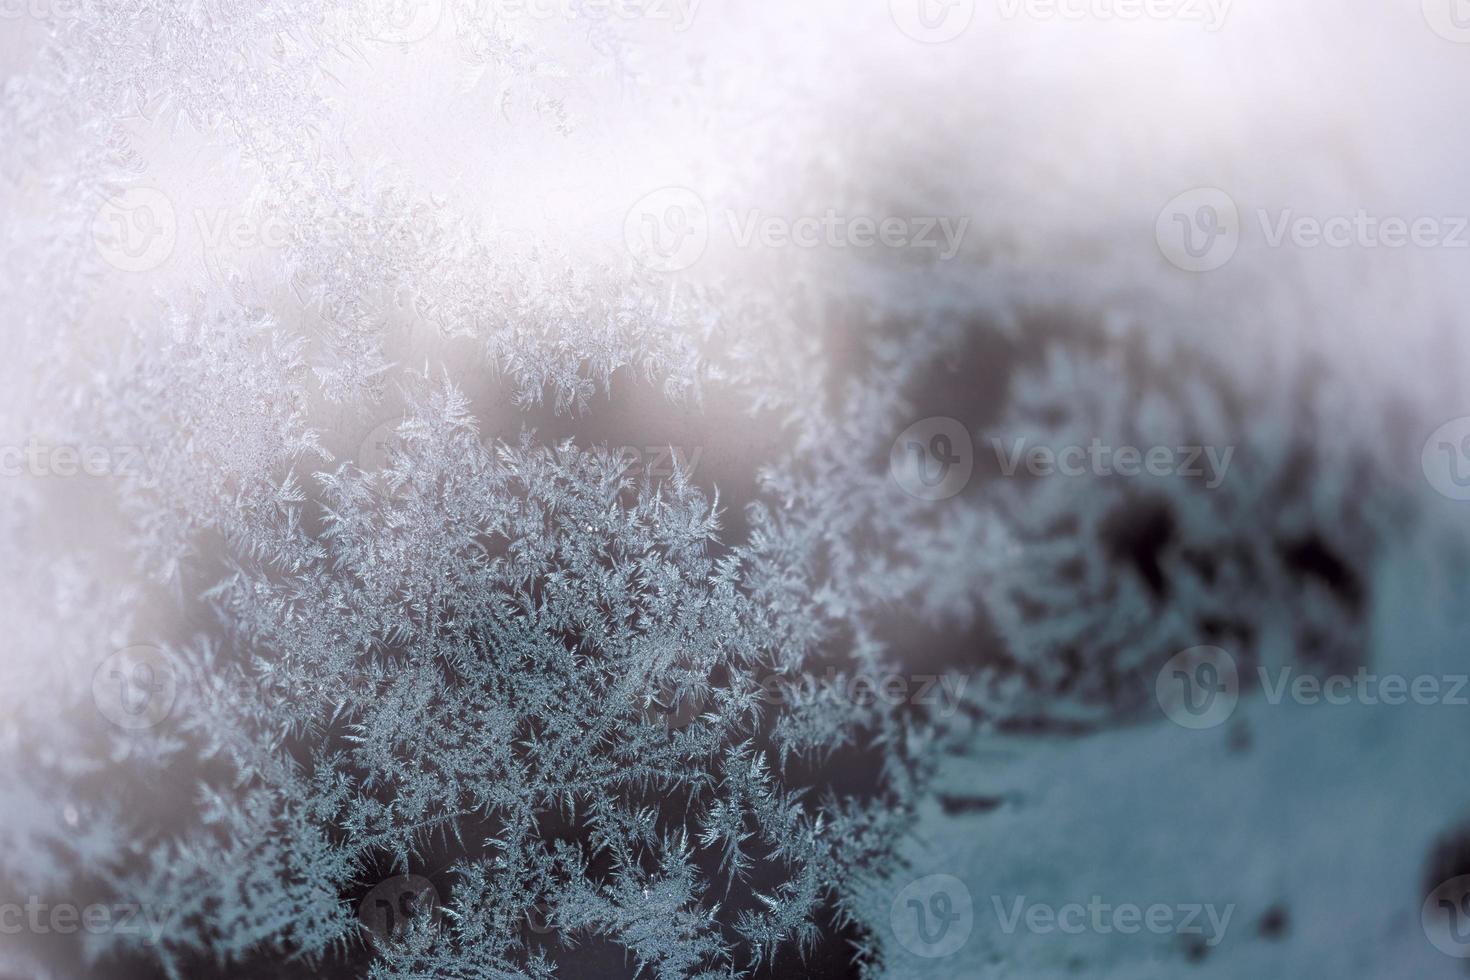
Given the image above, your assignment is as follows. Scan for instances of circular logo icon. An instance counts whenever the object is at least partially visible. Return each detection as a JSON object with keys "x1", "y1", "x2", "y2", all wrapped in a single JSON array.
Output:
[
  {"x1": 92, "y1": 187, "x2": 176, "y2": 272},
  {"x1": 890, "y1": 0, "x2": 976, "y2": 43},
  {"x1": 1156, "y1": 646, "x2": 1239, "y2": 729},
  {"x1": 525, "y1": 901, "x2": 557, "y2": 936},
  {"x1": 1422, "y1": 417, "x2": 1470, "y2": 501},
  {"x1": 1423, "y1": 876, "x2": 1470, "y2": 957},
  {"x1": 624, "y1": 187, "x2": 709, "y2": 273},
  {"x1": 363, "y1": 0, "x2": 441, "y2": 43},
  {"x1": 641, "y1": 682, "x2": 709, "y2": 735},
  {"x1": 1424, "y1": 0, "x2": 1470, "y2": 43},
  {"x1": 1156, "y1": 187, "x2": 1239, "y2": 272},
  {"x1": 92, "y1": 645, "x2": 178, "y2": 730},
  {"x1": 359, "y1": 875, "x2": 442, "y2": 944},
  {"x1": 890, "y1": 417, "x2": 974, "y2": 501},
  {"x1": 358, "y1": 417, "x2": 405, "y2": 474},
  {"x1": 356, "y1": 416, "x2": 419, "y2": 499},
  {"x1": 890, "y1": 874, "x2": 973, "y2": 958}
]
